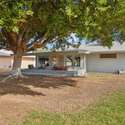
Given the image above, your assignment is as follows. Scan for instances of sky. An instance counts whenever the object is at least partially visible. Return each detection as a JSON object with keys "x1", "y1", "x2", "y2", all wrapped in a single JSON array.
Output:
[{"x1": 45, "y1": 33, "x2": 88, "y2": 50}]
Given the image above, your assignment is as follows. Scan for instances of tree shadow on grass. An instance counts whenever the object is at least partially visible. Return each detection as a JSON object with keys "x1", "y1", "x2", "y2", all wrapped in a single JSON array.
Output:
[
  {"x1": 20, "y1": 76, "x2": 77, "y2": 88},
  {"x1": 0, "y1": 82, "x2": 45, "y2": 96},
  {"x1": 0, "y1": 76, "x2": 77, "y2": 96}
]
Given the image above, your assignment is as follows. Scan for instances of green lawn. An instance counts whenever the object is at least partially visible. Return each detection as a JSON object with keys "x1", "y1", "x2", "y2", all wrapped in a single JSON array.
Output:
[{"x1": 17, "y1": 90, "x2": 125, "y2": 125}]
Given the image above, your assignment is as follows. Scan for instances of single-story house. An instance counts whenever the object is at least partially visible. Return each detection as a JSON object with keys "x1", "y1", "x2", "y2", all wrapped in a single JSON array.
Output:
[
  {"x1": 34, "y1": 41, "x2": 125, "y2": 75},
  {"x1": 0, "y1": 49, "x2": 36, "y2": 69}
]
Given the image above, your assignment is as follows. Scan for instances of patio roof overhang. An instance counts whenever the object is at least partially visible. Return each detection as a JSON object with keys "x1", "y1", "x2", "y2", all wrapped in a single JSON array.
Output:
[{"x1": 26, "y1": 49, "x2": 90, "y2": 56}]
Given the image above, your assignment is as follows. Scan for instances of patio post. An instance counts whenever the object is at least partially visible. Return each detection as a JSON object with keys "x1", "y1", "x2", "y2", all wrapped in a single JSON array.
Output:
[
  {"x1": 83, "y1": 55, "x2": 87, "y2": 72},
  {"x1": 72, "y1": 55, "x2": 75, "y2": 68},
  {"x1": 64, "y1": 55, "x2": 66, "y2": 67},
  {"x1": 80, "y1": 55, "x2": 84, "y2": 69},
  {"x1": 36, "y1": 54, "x2": 39, "y2": 68},
  {"x1": 80, "y1": 55, "x2": 87, "y2": 72}
]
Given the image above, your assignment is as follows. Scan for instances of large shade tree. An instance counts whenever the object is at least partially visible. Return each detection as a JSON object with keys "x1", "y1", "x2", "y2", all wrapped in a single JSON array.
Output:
[{"x1": 0, "y1": 0, "x2": 124, "y2": 75}]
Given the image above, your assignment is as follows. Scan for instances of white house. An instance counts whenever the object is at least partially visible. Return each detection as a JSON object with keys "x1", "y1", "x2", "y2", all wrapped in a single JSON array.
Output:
[
  {"x1": 0, "y1": 49, "x2": 36, "y2": 69},
  {"x1": 35, "y1": 41, "x2": 125, "y2": 75}
]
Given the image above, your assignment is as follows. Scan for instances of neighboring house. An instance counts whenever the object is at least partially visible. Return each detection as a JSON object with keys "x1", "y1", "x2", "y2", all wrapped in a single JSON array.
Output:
[
  {"x1": 0, "y1": 49, "x2": 35, "y2": 69},
  {"x1": 35, "y1": 41, "x2": 125, "y2": 74},
  {"x1": 0, "y1": 50, "x2": 13, "y2": 69}
]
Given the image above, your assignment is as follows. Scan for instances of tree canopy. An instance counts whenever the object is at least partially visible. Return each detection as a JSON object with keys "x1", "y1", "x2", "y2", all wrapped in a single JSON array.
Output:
[{"x1": 0, "y1": 0, "x2": 124, "y2": 70}]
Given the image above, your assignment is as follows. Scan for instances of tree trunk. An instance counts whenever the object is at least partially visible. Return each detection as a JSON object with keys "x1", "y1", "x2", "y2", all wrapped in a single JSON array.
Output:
[
  {"x1": 12, "y1": 50, "x2": 23, "y2": 70},
  {"x1": 1, "y1": 49, "x2": 25, "y2": 82},
  {"x1": 11, "y1": 49, "x2": 25, "y2": 78}
]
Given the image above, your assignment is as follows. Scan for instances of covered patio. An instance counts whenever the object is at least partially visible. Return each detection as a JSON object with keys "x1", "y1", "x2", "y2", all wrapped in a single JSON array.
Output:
[{"x1": 29, "y1": 50, "x2": 89, "y2": 76}]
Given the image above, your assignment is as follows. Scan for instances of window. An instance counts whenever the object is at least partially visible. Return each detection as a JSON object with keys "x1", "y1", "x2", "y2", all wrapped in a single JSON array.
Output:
[{"x1": 100, "y1": 54, "x2": 117, "y2": 59}]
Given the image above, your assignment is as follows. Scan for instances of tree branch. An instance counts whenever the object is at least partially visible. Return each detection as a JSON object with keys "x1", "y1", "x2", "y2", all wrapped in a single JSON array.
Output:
[
  {"x1": 27, "y1": 31, "x2": 49, "y2": 50},
  {"x1": 17, "y1": 24, "x2": 30, "y2": 46},
  {"x1": 1, "y1": 29, "x2": 18, "y2": 51}
]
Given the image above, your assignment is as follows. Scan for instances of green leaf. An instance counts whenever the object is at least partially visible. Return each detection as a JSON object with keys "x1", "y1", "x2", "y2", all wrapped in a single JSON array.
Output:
[
  {"x1": 0, "y1": 20, "x2": 4, "y2": 26},
  {"x1": 26, "y1": 10, "x2": 33, "y2": 16},
  {"x1": 98, "y1": 0, "x2": 107, "y2": 5},
  {"x1": 12, "y1": 26, "x2": 19, "y2": 33}
]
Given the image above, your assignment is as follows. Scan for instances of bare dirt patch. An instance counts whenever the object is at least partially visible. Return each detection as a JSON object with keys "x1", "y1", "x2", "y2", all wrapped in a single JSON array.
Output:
[{"x1": 0, "y1": 73, "x2": 125, "y2": 124}]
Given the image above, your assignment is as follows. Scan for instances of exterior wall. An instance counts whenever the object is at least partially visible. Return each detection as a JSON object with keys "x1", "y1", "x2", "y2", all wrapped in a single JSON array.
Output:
[
  {"x1": 21, "y1": 56, "x2": 36, "y2": 69},
  {"x1": 0, "y1": 56, "x2": 35, "y2": 69},
  {"x1": 0, "y1": 56, "x2": 12, "y2": 69},
  {"x1": 87, "y1": 53, "x2": 125, "y2": 73}
]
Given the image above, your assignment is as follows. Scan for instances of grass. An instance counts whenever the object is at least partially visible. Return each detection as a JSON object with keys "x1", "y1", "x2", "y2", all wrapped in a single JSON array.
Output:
[{"x1": 16, "y1": 89, "x2": 125, "y2": 125}]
